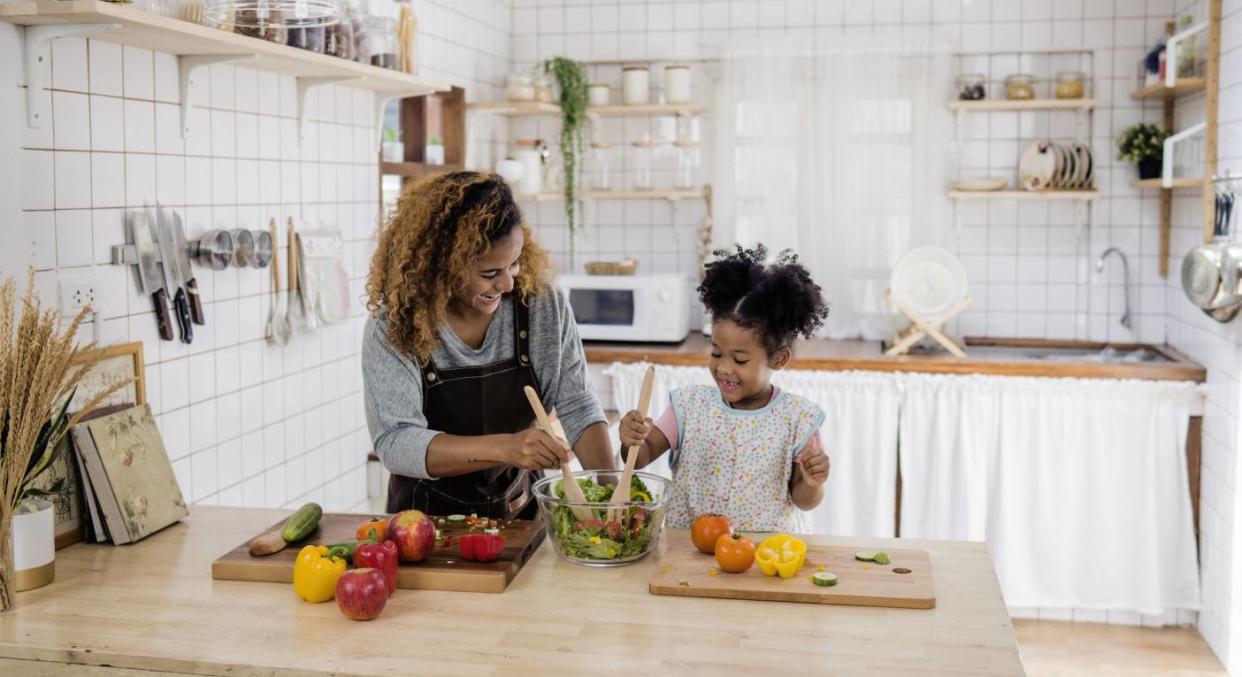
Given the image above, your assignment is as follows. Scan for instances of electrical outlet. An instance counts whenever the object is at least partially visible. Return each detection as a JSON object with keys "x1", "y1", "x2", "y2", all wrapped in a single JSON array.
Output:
[{"x1": 59, "y1": 276, "x2": 98, "y2": 318}]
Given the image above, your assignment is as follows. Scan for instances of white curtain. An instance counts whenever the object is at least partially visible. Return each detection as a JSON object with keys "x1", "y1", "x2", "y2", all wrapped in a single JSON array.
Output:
[
  {"x1": 604, "y1": 363, "x2": 901, "y2": 538},
  {"x1": 899, "y1": 374, "x2": 1201, "y2": 616},
  {"x1": 712, "y1": 33, "x2": 953, "y2": 340}
]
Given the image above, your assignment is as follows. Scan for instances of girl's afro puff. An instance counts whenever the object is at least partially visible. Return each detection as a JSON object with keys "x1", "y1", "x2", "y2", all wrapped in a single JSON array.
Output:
[{"x1": 697, "y1": 244, "x2": 829, "y2": 356}]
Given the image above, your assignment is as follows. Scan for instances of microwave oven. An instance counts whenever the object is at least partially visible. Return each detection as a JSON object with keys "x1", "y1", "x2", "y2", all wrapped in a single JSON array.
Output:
[{"x1": 559, "y1": 273, "x2": 691, "y2": 343}]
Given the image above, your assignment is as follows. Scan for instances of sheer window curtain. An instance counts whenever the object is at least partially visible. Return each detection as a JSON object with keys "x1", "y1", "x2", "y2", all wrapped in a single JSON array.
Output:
[{"x1": 712, "y1": 34, "x2": 953, "y2": 339}]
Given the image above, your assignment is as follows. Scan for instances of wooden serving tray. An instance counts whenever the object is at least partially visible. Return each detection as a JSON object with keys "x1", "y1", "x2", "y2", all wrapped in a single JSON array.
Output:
[
  {"x1": 650, "y1": 536, "x2": 935, "y2": 608},
  {"x1": 212, "y1": 512, "x2": 545, "y2": 593}
]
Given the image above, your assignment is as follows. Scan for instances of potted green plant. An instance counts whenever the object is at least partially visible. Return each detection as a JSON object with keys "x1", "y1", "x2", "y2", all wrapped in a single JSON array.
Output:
[
  {"x1": 1117, "y1": 123, "x2": 1170, "y2": 180},
  {"x1": 425, "y1": 134, "x2": 445, "y2": 166},
  {"x1": 0, "y1": 272, "x2": 128, "y2": 610},
  {"x1": 381, "y1": 128, "x2": 403, "y2": 163}
]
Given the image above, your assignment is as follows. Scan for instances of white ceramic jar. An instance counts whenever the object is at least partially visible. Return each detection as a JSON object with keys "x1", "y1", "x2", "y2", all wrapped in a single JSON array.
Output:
[
  {"x1": 514, "y1": 141, "x2": 543, "y2": 195},
  {"x1": 664, "y1": 64, "x2": 691, "y2": 104},
  {"x1": 622, "y1": 66, "x2": 649, "y2": 106},
  {"x1": 588, "y1": 83, "x2": 610, "y2": 107}
]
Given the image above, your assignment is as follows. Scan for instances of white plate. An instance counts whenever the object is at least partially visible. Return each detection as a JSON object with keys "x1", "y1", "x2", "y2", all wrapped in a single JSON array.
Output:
[
  {"x1": 1072, "y1": 142, "x2": 1093, "y2": 189},
  {"x1": 1020, "y1": 141, "x2": 1057, "y2": 191},
  {"x1": 889, "y1": 247, "x2": 970, "y2": 322},
  {"x1": 951, "y1": 178, "x2": 1008, "y2": 191}
]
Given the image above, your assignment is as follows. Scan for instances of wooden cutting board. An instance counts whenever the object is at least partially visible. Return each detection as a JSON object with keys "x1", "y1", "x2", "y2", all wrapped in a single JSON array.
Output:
[
  {"x1": 649, "y1": 536, "x2": 935, "y2": 608},
  {"x1": 212, "y1": 512, "x2": 545, "y2": 593}
]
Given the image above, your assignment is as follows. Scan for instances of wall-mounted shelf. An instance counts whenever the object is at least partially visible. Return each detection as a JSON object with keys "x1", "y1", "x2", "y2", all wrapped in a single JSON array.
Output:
[
  {"x1": 947, "y1": 98, "x2": 1098, "y2": 112},
  {"x1": 380, "y1": 162, "x2": 463, "y2": 177},
  {"x1": 518, "y1": 189, "x2": 703, "y2": 202},
  {"x1": 947, "y1": 190, "x2": 1099, "y2": 200},
  {"x1": 1132, "y1": 177, "x2": 1204, "y2": 189},
  {"x1": 1131, "y1": 78, "x2": 1207, "y2": 100},
  {"x1": 468, "y1": 102, "x2": 706, "y2": 117}
]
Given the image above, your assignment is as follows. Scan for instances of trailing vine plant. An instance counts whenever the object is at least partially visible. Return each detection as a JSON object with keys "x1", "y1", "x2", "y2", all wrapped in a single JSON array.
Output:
[{"x1": 543, "y1": 56, "x2": 589, "y2": 261}]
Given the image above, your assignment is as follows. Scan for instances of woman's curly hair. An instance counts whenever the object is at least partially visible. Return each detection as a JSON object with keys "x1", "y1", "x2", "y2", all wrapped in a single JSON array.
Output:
[
  {"x1": 366, "y1": 171, "x2": 553, "y2": 362},
  {"x1": 698, "y1": 244, "x2": 829, "y2": 356}
]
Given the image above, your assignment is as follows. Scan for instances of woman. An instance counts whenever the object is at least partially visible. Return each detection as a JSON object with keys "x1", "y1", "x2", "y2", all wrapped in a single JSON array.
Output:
[{"x1": 363, "y1": 171, "x2": 615, "y2": 518}]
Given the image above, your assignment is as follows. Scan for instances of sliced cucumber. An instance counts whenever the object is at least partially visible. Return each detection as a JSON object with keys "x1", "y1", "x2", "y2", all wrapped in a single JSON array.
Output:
[
  {"x1": 873, "y1": 552, "x2": 891, "y2": 565},
  {"x1": 854, "y1": 551, "x2": 876, "y2": 562},
  {"x1": 812, "y1": 572, "x2": 839, "y2": 587},
  {"x1": 446, "y1": 514, "x2": 467, "y2": 523}
]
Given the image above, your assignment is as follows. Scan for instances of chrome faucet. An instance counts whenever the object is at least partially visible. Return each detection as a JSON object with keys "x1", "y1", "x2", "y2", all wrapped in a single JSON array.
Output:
[{"x1": 1095, "y1": 247, "x2": 1132, "y2": 331}]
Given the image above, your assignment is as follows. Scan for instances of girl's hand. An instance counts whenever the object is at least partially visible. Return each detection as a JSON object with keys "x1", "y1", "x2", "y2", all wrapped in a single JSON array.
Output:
[
  {"x1": 507, "y1": 428, "x2": 570, "y2": 470},
  {"x1": 794, "y1": 434, "x2": 830, "y2": 487},
  {"x1": 618, "y1": 410, "x2": 653, "y2": 448}
]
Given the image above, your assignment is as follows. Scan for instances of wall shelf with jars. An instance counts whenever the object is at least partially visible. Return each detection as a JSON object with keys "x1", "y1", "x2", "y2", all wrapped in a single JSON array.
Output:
[{"x1": 514, "y1": 190, "x2": 703, "y2": 203}]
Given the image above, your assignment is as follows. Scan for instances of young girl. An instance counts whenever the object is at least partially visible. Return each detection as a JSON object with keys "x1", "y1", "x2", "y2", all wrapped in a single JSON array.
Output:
[{"x1": 619, "y1": 245, "x2": 831, "y2": 532}]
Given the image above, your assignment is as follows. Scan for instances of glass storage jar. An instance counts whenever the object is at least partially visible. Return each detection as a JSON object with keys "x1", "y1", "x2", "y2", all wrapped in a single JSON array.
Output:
[
  {"x1": 630, "y1": 139, "x2": 654, "y2": 190},
  {"x1": 588, "y1": 142, "x2": 614, "y2": 192},
  {"x1": 1055, "y1": 71, "x2": 1085, "y2": 99},
  {"x1": 956, "y1": 73, "x2": 986, "y2": 100},
  {"x1": 1004, "y1": 74, "x2": 1036, "y2": 100},
  {"x1": 673, "y1": 142, "x2": 699, "y2": 190}
]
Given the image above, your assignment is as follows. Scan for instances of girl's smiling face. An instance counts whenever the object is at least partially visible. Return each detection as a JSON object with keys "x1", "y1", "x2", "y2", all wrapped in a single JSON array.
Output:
[{"x1": 708, "y1": 318, "x2": 791, "y2": 410}]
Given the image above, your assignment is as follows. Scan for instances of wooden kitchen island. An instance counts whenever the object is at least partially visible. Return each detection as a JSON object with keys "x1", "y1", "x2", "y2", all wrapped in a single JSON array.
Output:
[{"x1": 1, "y1": 507, "x2": 1023, "y2": 675}]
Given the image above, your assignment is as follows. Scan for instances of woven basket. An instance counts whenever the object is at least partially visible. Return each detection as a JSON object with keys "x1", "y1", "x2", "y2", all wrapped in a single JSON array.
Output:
[{"x1": 584, "y1": 259, "x2": 638, "y2": 276}]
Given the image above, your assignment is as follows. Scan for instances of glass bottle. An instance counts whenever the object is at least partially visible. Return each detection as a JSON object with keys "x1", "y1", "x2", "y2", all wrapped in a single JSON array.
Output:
[
  {"x1": 588, "y1": 142, "x2": 613, "y2": 192},
  {"x1": 673, "y1": 142, "x2": 699, "y2": 190},
  {"x1": 631, "y1": 139, "x2": 654, "y2": 190}
]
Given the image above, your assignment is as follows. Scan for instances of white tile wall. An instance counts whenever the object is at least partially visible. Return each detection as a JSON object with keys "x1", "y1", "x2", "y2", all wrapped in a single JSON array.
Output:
[{"x1": 1, "y1": 1, "x2": 513, "y2": 515}]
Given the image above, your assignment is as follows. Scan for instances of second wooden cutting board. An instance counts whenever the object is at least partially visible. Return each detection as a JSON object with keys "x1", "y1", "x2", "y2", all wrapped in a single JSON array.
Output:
[
  {"x1": 212, "y1": 513, "x2": 545, "y2": 594},
  {"x1": 649, "y1": 530, "x2": 936, "y2": 608}
]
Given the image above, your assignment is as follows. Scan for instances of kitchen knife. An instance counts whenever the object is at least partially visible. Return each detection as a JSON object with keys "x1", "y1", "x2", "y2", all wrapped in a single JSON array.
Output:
[
  {"x1": 132, "y1": 212, "x2": 174, "y2": 341},
  {"x1": 169, "y1": 210, "x2": 205, "y2": 326},
  {"x1": 154, "y1": 207, "x2": 192, "y2": 344}
]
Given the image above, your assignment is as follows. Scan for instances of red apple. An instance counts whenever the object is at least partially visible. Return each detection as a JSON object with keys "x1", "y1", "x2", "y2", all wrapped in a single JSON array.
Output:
[
  {"x1": 335, "y1": 568, "x2": 388, "y2": 621},
  {"x1": 388, "y1": 509, "x2": 436, "y2": 563}
]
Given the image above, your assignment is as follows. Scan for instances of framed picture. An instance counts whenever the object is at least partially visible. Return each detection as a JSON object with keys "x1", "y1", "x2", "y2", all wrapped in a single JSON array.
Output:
[{"x1": 33, "y1": 342, "x2": 145, "y2": 549}]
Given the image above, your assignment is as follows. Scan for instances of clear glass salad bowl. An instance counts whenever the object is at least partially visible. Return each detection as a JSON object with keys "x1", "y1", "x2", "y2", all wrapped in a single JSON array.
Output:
[{"x1": 533, "y1": 469, "x2": 672, "y2": 568}]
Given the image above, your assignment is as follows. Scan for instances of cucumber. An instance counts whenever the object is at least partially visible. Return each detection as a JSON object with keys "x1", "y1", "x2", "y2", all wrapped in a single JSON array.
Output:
[
  {"x1": 854, "y1": 551, "x2": 876, "y2": 562},
  {"x1": 872, "y1": 552, "x2": 891, "y2": 565},
  {"x1": 281, "y1": 502, "x2": 323, "y2": 543},
  {"x1": 812, "y1": 572, "x2": 839, "y2": 587}
]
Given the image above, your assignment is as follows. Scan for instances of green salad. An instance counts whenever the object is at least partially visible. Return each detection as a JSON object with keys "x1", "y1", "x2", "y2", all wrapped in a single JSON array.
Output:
[{"x1": 550, "y1": 475, "x2": 657, "y2": 560}]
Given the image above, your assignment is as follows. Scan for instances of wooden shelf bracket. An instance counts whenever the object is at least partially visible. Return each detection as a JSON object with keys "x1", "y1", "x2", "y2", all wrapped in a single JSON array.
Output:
[
  {"x1": 22, "y1": 23, "x2": 118, "y2": 128},
  {"x1": 179, "y1": 54, "x2": 254, "y2": 139},
  {"x1": 298, "y1": 76, "x2": 359, "y2": 141}
]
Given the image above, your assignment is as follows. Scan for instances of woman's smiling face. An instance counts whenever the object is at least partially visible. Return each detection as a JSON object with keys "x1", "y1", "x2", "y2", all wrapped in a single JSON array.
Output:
[{"x1": 453, "y1": 228, "x2": 524, "y2": 317}]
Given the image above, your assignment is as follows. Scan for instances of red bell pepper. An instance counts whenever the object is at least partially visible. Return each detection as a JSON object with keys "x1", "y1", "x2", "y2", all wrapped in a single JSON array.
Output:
[
  {"x1": 354, "y1": 539, "x2": 398, "y2": 596},
  {"x1": 458, "y1": 533, "x2": 505, "y2": 562}
]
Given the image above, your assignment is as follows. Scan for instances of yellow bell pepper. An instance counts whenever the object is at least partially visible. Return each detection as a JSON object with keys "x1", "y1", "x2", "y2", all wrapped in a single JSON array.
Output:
[
  {"x1": 754, "y1": 534, "x2": 807, "y2": 578},
  {"x1": 293, "y1": 545, "x2": 347, "y2": 603}
]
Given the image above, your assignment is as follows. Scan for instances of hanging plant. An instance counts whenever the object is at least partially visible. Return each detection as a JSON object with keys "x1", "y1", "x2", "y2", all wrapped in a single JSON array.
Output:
[{"x1": 544, "y1": 56, "x2": 589, "y2": 258}]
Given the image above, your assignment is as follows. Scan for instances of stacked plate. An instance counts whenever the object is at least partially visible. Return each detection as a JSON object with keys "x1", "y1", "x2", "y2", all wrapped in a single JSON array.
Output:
[{"x1": 1019, "y1": 141, "x2": 1094, "y2": 191}]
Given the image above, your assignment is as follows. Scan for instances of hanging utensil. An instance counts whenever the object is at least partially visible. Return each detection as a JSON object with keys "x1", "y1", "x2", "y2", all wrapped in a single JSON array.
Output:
[
  {"x1": 523, "y1": 386, "x2": 593, "y2": 522},
  {"x1": 264, "y1": 218, "x2": 290, "y2": 346},
  {"x1": 608, "y1": 364, "x2": 655, "y2": 524},
  {"x1": 296, "y1": 225, "x2": 320, "y2": 332},
  {"x1": 287, "y1": 218, "x2": 309, "y2": 333}
]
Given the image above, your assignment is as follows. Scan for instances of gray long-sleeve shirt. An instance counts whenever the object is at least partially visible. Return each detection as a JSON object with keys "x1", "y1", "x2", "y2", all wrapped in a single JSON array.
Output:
[{"x1": 362, "y1": 288, "x2": 606, "y2": 480}]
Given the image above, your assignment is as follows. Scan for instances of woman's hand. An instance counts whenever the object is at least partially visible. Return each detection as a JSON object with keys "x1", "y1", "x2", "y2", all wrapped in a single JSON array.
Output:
[
  {"x1": 618, "y1": 410, "x2": 653, "y2": 448},
  {"x1": 794, "y1": 434, "x2": 830, "y2": 488},
  {"x1": 507, "y1": 428, "x2": 571, "y2": 470}
]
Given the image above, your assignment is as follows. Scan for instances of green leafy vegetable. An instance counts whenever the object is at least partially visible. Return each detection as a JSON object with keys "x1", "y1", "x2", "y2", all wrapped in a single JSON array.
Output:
[{"x1": 550, "y1": 475, "x2": 656, "y2": 561}]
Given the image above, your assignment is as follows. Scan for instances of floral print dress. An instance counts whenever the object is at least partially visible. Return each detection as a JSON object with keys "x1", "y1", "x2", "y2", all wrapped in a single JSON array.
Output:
[{"x1": 654, "y1": 385, "x2": 825, "y2": 532}]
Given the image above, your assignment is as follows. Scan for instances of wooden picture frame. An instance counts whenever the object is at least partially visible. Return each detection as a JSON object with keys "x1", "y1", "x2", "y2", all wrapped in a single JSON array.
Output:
[{"x1": 36, "y1": 342, "x2": 146, "y2": 549}]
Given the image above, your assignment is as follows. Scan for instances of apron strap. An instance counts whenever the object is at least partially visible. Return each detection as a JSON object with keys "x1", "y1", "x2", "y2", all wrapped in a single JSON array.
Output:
[{"x1": 514, "y1": 295, "x2": 532, "y2": 368}]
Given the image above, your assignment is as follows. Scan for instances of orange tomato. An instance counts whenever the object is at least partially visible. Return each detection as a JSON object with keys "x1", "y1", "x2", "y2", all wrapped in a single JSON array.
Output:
[
  {"x1": 356, "y1": 517, "x2": 388, "y2": 542},
  {"x1": 690, "y1": 514, "x2": 733, "y2": 554},
  {"x1": 714, "y1": 533, "x2": 756, "y2": 573}
]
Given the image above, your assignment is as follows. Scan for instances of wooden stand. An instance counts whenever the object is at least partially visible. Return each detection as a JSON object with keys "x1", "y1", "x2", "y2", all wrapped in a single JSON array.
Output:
[{"x1": 884, "y1": 291, "x2": 973, "y2": 358}]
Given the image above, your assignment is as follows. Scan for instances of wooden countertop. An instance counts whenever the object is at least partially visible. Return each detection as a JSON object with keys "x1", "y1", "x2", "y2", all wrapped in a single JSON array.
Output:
[
  {"x1": 585, "y1": 334, "x2": 1207, "y2": 382},
  {"x1": 4, "y1": 507, "x2": 1023, "y2": 676}
]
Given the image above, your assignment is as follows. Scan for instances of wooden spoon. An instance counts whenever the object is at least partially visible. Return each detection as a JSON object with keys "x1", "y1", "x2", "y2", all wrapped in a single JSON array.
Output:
[
  {"x1": 524, "y1": 386, "x2": 593, "y2": 521},
  {"x1": 608, "y1": 365, "x2": 656, "y2": 523}
]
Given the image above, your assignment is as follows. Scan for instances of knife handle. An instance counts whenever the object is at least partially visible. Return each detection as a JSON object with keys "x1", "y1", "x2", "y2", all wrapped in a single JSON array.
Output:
[
  {"x1": 152, "y1": 289, "x2": 174, "y2": 341},
  {"x1": 174, "y1": 288, "x2": 193, "y2": 344},
  {"x1": 185, "y1": 277, "x2": 205, "y2": 325}
]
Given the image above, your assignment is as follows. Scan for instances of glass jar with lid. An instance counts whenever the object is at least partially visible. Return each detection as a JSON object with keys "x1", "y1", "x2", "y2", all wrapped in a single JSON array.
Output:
[
  {"x1": 956, "y1": 73, "x2": 986, "y2": 100},
  {"x1": 588, "y1": 142, "x2": 614, "y2": 192},
  {"x1": 1004, "y1": 74, "x2": 1036, "y2": 100},
  {"x1": 353, "y1": 0, "x2": 399, "y2": 68},
  {"x1": 630, "y1": 139, "x2": 655, "y2": 190},
  {"x1": 1055, "y1": 71, "x2": 1085, "y2": 99},
  {"x1": 673, "y1": 141, "x2": 699, "y2": 190},
  {"x1": 533, "y1": 73, "x2": 554, "y2": 103},
  {"x1": 505, "y1": 73, "x2": 535, "y2": 102}
]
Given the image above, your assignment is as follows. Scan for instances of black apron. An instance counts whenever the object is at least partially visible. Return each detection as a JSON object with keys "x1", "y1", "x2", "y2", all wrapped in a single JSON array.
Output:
[{"x1": 386, "y1": 296, "x2": 541, "y2": 520}]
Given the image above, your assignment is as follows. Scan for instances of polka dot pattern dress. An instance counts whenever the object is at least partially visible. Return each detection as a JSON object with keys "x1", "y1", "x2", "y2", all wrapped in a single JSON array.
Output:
[{"x1": 663, "y1": 385, "x2": 825, "y2": 533}]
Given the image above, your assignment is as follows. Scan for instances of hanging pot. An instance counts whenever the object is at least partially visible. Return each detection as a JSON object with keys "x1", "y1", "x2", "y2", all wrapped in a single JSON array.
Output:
[
  {"x1": 12, "y1": 499, "x2": 55, "y2": 592},
  {"x1": 1181, "y1": 240, "x2": 1234, "y2": 310}
]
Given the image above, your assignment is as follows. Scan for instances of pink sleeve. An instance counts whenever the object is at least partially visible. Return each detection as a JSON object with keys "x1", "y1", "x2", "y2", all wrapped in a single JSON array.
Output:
[{"x1": 653, "y1": 402, "x2": 679, "y2": 450}]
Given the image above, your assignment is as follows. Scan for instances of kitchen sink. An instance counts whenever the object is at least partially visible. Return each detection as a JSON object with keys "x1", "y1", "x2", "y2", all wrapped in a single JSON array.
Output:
[{"x1": 958, "y1": 345, "x2": 1170, "y2": 364}]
